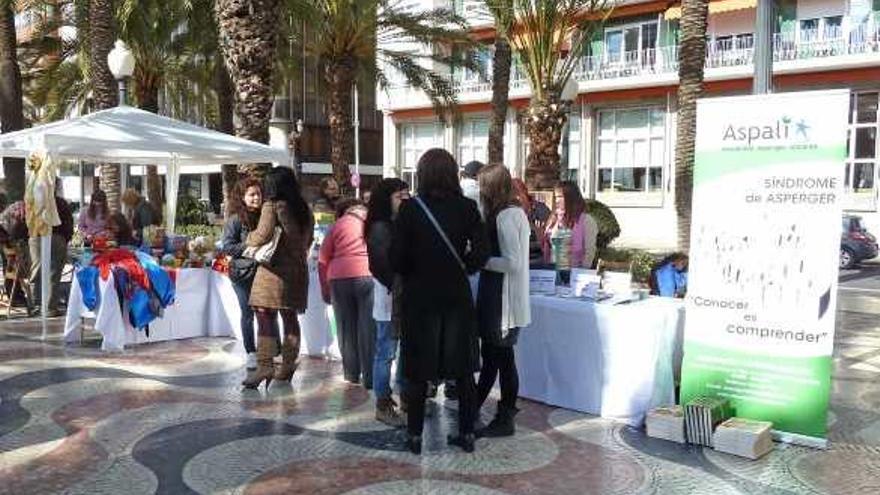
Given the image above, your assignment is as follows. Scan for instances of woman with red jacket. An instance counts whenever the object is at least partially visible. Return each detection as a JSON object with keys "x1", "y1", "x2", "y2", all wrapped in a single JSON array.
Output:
[{"x1": 319, "y1": 198, "x2": 375, "y2": 387}]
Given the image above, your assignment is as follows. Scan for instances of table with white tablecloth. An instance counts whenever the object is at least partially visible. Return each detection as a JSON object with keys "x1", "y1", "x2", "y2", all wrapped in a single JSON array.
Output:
[
  {"x1": 516, "y1": 296, "x2": 685, "y2": 427},
  {"x1": 64, "y1": 262, "x2": 340, "y2": 358}
]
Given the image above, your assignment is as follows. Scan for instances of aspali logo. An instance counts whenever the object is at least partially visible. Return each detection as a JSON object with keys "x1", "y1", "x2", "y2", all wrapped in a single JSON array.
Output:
[{"x1": 722, "y1": 116, "x2": 810, "y2": 146}]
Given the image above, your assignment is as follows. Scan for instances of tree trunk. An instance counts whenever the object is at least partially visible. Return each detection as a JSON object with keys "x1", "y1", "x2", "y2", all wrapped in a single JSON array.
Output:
[
  {"x1": 0, "y1": 2, "x2": 25, "y2": 201},
  {"x1": 215, "y1": 0, "x2": 281, "y2": 178},
  {"x1": 135, "y1": 70, "x2": 164, "y2": 218},
  {"x1": 524, "y1": 93, "x2": 569, "y2": 190},
  {"x1": 90, "y1": 0, "x2": 121, "y2": 214},
  {"x1": 215, "y1": 59, "x2": 238, "y2": 218},
  {"x1": 674, "y1": 0, "x2": 709, "y2": 252},
  {"x1": 325, "y1": 57, "x2": 356, "y2": 192},
  {"x1": 488, "y1": 37, "x2": 511, "y2": 165}
]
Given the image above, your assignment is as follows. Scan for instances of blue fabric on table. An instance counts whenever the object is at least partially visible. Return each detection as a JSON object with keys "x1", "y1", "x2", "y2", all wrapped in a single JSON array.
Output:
[{"x1": 76, "y1": 266, "x2": 101, "y2": 311}]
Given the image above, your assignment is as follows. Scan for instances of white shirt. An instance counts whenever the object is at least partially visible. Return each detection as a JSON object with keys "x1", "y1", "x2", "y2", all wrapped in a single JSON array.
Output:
[
  {"x1": 372, "y1": 278, "x2": 392, "y2": 321},
  {"x1": 485, "y1": 207, "x2": 532, "y2": 332}
]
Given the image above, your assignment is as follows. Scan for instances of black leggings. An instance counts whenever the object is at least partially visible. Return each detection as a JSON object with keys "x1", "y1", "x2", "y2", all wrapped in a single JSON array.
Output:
[
  {"x1": 407, "y1": 376, "x2": 476, "y2": 437},
  {"x1": 255, "y1": 309, "x2": 301, "y2": 353},
  {"x1": 476, "y1": 342, "x2": 519, "y2": 412}
]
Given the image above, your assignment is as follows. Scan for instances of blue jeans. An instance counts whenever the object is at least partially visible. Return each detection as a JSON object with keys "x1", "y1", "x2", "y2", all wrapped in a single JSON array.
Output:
[
  {"x1": 232, "y1": 280, "x2": 256, "y2": 354},
  {"x1": 373, "y1": 320, "x2": 398, "y2": 399}
]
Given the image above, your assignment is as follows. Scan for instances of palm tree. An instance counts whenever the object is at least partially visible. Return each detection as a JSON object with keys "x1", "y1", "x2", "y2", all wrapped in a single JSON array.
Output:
[
  {"x1": 215, "y1": 0, "x2": 282, "y2": 179},
  {"x1": 485, "y1": 0, "x2": 514, "y2": 165},
  {"x1": 90, "y1": 0, "x2": 122, "y2": 213},
  {"x1": 0, "y1": 0, "x2": 25, "y2": 201},
  {"x1": 118, "y1": 0, "x2": 199, "y2": 213},
  {"x1": 674, "y1": 0, "x2": 709, "y2": 251},
  {"x1": 300, "y1": 0, "x2": 474, "y2": 188},
  {"x1": 507, "y1": 0, "x2": 609, "y2": 189}
]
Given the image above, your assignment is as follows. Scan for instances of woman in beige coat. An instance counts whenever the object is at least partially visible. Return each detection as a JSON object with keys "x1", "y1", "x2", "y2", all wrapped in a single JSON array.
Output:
[{"x1": 242, "y1": 167, "x2": 314, "y2": 389}]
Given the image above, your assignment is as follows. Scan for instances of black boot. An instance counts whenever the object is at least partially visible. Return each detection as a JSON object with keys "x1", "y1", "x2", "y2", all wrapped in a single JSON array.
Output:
[
  {"x1": 476, "y1": 406, "x2": 518, "y2": 438},
  {"x1": 447, "y1": 433, "x2": 475, "y2": 453}
]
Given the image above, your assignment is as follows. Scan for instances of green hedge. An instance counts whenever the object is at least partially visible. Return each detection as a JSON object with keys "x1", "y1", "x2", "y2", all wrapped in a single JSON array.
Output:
[
  {"x1": 599, "y1": 247, "x2": 658, "y2": 284},
  {"x1": 585, "y1": 199, "x2": 620, "y2": 251}
]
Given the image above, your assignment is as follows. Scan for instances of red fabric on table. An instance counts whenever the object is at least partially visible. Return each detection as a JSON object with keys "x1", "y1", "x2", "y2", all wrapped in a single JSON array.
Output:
[{"x1": 91, "y1": 249, "x2": 151, "y2": 291}]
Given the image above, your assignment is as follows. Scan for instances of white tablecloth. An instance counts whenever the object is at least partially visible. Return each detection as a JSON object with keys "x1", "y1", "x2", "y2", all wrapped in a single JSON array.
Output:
[
  {"x1": 516, "y1": 296, "x2": 685, "y2": 426},
  {"x1": 65, "y1": 264, "x2": 340, "y2": 358}
]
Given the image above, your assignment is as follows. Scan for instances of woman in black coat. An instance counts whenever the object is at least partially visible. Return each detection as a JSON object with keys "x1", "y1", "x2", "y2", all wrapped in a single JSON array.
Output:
[{"x1": 391, "y1": 148, "x2": 489, "y2": 454}]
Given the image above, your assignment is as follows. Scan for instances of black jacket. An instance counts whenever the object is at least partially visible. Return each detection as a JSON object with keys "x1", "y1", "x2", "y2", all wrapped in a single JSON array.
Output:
[
  {"x1": 367, "y1": 220, "x2": 394, "y2": 290},
  {"x1": 391, "y1": 194, "x2": 489, "y2": 380}
]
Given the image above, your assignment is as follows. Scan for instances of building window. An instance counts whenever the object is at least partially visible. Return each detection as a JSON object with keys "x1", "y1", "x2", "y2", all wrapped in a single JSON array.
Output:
[
  {"x1": 845, "y1": 92, "x2": 879, "y2": 211},
  {"x1": 458, "y1": 119, "x2": 488, "y2": 166},
  {"x1": 595, "y1": 107, "x2": 666, "y2": 205},
  {"x1": 798, "y1": 15, "x2": 844, "y2": 42},
  {"x1": 561, "y1": 109, "x2": 582, "y2": 183},
  {"x1": 400, "y1": 122, "x2": 442, "y2": 189},
  {"x1": 604, "y1": 21, "x2": 658, "y2": 65}
]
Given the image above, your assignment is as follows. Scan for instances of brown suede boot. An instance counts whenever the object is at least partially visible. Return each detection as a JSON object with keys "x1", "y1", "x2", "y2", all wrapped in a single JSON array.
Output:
[
  {"x1": 242, "y1": 337, "x2": 277, "y2": 390},
  {"x1": 274, "y1": 335, "x2": 299, "y2": 382}
]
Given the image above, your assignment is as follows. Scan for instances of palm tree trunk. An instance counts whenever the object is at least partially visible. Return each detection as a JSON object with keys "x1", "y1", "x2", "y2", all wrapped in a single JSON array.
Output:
[
  {"x1": 215, "y1": 59, "x2": 238, "y2": 218},
  {"x1": 90, "y1": 0, "x2": 121, "y2": 214},
  {"x1": 215, "y1": 0, "x2": 281, "y2": 178},
  {"x1": 525, "y1": 93, "x2": 569, "y2": 190},
  {"x1": 134, "y1": 69, "x2": 164, "y2": 219},
  {"x1": 488, "y1": 37, "x2": 511, "y2": 165},
  {"x1": 0, "y1": 1, "x2": 25, "y2": 202},
  {"x1": 325, "y1": 57, "x2": 356, "y2": 192},
  {"x1": 674, "y1": 0, "x2": 710, "y2": 252}
]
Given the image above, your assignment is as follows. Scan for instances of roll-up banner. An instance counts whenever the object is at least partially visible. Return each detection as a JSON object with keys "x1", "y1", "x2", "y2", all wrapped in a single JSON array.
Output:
[{"x1": 680, "y1": 90, "x2": 850, "y2": 448}]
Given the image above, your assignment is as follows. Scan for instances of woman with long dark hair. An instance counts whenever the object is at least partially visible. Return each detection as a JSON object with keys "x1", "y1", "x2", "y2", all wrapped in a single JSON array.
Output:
[
  {"x1": 543, "y1": 181, "x2": 599, "y2": 278},
  {"x1": 243, "y1": 167, "x2": 314, "y2": 389},
  {"x1": 365, "y1": 178, "x2": 409, "y2": 426},
  {"x1": 221, "y1": 177, "x2": 263, "y2": 369},
  {"x1": 78, "y1": 190, "x2": 111, "y2": 243},
  {"x1": 475, "y1": 164, "x2": 531, "y2": 437},
  {"x1": 391, "y1": 148, "x2": 489, "y2": 454}
]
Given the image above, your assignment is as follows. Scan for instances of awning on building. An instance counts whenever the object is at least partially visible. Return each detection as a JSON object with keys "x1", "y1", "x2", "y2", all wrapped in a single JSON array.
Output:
[{"x1": 664, "y1": 0, "x2": 757, "y2": 20}]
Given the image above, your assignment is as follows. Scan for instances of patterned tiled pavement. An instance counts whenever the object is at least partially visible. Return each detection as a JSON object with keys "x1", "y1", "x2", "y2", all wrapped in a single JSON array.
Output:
[{"x1": 0, "y1": 309, "x2": 878, "y2": 495}]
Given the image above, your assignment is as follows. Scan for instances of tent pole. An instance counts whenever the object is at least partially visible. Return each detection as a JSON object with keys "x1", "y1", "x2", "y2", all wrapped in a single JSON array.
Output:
[{"x1": 40, "y1": 235, "x2": 50, "y2": 340}]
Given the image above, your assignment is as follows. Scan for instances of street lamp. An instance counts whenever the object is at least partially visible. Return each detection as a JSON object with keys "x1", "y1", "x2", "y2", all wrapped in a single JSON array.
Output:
[
  {"x1": 288, "y1": 118, "x2": 305, "y2": 170},
  {"x1": 107, "y1": 39, "x2": 135, "y2": 106}
]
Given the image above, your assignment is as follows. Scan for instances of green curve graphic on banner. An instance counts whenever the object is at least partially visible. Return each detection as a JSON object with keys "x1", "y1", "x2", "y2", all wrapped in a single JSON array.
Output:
[
  {"x1": 680, "y1": 342, "x2": 832, "y2": 439},
  {"x1": 694, "y1": 145, "x2": 846, "y2": 186}
]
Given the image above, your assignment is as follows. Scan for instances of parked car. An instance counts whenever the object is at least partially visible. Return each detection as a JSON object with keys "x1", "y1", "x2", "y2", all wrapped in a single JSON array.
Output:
[{"x1": 841, "y1": 215, "x2": 878, "y2": 269}]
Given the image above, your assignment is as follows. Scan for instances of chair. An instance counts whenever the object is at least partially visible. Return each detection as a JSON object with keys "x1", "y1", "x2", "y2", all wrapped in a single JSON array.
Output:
[{"x1": 0, "y1": 242, "x2": 34, "y2": 318}]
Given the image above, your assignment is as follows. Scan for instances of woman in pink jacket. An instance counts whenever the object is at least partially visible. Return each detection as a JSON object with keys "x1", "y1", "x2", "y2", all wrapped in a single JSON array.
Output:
[
  {"x1": 542, "y1": 181, "x2": 598, "y2": 283},
  {"x1": 319, "y1": 198, "x2": 375, "y2": 387}
]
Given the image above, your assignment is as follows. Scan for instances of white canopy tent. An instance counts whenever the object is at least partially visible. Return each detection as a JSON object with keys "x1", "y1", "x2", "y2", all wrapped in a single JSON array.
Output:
[
  {"x1": 0, "y1": 105, "x2": 290, "y2": 337},
  {"x1": 0, "y1": 105, "x2": 290, "y2": 230}
]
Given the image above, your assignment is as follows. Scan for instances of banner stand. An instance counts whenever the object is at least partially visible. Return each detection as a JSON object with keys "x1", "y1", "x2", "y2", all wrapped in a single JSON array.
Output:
[{"x1": 680, "y1": 90, "x2": 851, "y2": 448}]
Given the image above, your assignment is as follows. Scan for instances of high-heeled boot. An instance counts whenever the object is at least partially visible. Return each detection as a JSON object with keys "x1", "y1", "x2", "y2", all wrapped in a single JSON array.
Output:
[
  {"x1": 242, "y1": 337, "x2": 277, "y2": 390},
  {"x1": 274, "y1": 335, "x2": 299, "y2": 382}
]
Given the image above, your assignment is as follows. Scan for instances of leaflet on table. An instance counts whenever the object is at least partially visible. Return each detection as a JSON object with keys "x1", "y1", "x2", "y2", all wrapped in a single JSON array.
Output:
[
  {"x1": 570, "y1": 268, "x2": 600, "y2": 297},
  {"x1": 679, "y1": 90, "x2": 849, "y2": 447},
  {"x1": 529, "y1": 270, "x2": 556, "y2": 295}
]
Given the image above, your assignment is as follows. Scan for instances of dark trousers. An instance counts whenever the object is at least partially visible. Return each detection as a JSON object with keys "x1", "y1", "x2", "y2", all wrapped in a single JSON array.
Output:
[
  {"x1": 407, "y1": 375, "x2": 476, "y2": 437},
  {"x1": 330, "y1": 277, "x2": 375, "y2": 386},
  {"x1": 476, "y1": 342, "x2": 519, "y2": 412},
  {"x1": 232, "y1": 280, "x2": 256, "y2": 354}
]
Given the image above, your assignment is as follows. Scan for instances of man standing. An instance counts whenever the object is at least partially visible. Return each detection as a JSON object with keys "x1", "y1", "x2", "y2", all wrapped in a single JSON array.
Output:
[{"x1": 29, "y1": 179, "x2": 74, "y2": 316}]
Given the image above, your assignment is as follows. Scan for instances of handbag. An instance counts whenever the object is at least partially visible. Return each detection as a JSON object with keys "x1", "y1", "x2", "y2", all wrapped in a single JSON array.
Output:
[
  {"x1": 243, "y1": 226, "x2": 283, "y2": 265},
  {"x1": 414, "y1": 197, "x2": 466, "y2": 273},
  {"x1": 229, "y1": 257, "x2": 258, "y2": 284}
]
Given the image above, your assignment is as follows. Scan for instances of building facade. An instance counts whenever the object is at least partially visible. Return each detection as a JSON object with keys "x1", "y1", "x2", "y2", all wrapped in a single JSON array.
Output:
[{"x1": 378, "y1": 0, "x2": 880, "y2": 251}]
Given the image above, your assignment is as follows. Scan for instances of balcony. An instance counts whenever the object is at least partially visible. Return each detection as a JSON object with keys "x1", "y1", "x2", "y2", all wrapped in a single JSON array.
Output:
[{"x1": 379, "y1": 23, "x2": 880, "y2": 111}]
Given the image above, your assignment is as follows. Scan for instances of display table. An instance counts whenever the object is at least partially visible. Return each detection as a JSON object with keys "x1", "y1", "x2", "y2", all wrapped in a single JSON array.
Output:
[
  {"x1": 64, "y1": 263, "x2": 340, "y2": 358},
  {"x1": 516, "y1": 296, "x2": 685, "y2": 427}
]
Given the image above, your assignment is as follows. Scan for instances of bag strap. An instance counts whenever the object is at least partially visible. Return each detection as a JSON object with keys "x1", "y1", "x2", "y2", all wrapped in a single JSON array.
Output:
[{"x1": 414, "y1": 196, "x2": 466, "y2": 273}]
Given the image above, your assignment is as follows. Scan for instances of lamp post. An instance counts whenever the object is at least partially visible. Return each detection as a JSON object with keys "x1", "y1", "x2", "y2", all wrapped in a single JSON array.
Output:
[
  {"x1": 288, "y1": 118, "x2": 305, "y2": 172},
  {"x1": 107, "y1": 40, "x2": 135, "y2": 106}
]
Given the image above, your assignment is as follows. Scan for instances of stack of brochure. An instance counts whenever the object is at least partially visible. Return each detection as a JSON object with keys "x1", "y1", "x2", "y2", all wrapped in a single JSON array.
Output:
[
  {"x1": 684, "y1": 396, "x2": 731, "y2": 447},
  {"x1": 713, "y1": 417, "x2": 774, "y2": 459},
  {"x1": 646, "y1": 406, "x2": 686, "y2": 443}
]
